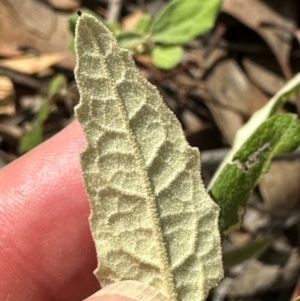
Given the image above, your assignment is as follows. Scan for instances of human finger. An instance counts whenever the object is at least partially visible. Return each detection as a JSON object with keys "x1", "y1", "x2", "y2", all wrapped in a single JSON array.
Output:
[{"x1": 0, "y1": 121, "x2": 99, "y2": 300}]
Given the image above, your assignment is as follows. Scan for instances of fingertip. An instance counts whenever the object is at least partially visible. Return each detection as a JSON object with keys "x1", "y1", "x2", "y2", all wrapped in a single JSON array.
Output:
[
  {"x1": 0, "y1": 120, "x2": 99, "y2": 300},
  {"x1": 85, "y1": 292, "x2": 134, "y2": 301},
  {"x1": 84, "y1": 281, "x2": 169, "y2": 301}
]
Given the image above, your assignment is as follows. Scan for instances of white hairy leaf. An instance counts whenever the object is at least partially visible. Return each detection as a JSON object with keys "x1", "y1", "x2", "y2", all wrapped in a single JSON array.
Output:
[{"x1": 75, "y1": 13, "x2": 223, "y2": 301}]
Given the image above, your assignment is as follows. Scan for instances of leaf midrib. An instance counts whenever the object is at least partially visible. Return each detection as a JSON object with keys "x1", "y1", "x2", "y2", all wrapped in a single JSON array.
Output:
[{"x1": 84, "y1": 19, "x2": 178, "y2": 301}]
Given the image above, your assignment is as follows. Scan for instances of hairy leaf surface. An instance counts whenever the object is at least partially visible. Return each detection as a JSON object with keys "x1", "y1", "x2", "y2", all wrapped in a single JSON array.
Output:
[{"x1": 75, "y1": 13, "x2": 223, "y2": 301}]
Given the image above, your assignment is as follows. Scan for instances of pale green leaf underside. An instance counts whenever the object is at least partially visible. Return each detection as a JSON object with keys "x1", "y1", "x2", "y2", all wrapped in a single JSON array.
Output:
[{"x1": 75, "y1": 13, "x2": 223, "y2": 301}]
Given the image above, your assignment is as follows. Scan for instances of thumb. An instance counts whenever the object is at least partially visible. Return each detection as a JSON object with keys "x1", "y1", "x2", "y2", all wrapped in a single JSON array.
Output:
[{"x1": 84, "y1": 281, "x2": 169, "y2": 301}]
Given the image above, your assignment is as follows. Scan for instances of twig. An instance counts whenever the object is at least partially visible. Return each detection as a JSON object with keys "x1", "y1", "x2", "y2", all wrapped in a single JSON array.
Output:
[
  {"x1": 106, "y1": 0, "x2": 122, "y2": 23},
  {"x1": 0, "y1": 66, "x2": 44, "y2": 90},
  {"x1": 201, "y1": 148, "x2": 228, "y2": 171}
]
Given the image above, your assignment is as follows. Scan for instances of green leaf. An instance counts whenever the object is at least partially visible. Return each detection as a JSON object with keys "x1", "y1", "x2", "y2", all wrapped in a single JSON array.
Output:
[
  {"x1": 75, "y1": 13, "x2": 223, "y2": 301},
  {"x1": 151, "y1": 45, "x2": 183, "y2": 69},
  {"x1": 116, "y1": 32, "x2": 144, "y2": 50},
  {"x1": 293, "y1": 296, "x2": 300, "y2": 301},
  {"x1": 48, "y1": 73, "x2": 66, "y2": 98},
  {"x1": 68, "y1": 38, "x2": 75, "y2": 52},
  {"x1": 19, "y1": 74, "x2": 66, "y2": 153},
  {"x1": 19, "y1": 123, "x2": 43, "y2": 153},
  {"x1": 149, "y1": 0, "x2": 222, "y2": 44},
  {"x1": 209, "y1": 114, "x2": 300, "y2": 233},
  {"x1": 223, "y1": 236, "x2": 273, "y2": 268},
  {"x1": 68, "y1": 11, "x2": 78, "y2": 35},
  {"x1": 133, "y1": 13, "x2": 152, "y2": 34},
  {"x1": 116, "y1": 14, "x2": 152, "y2": 51},
  {"x1": 208, "y1": 73, "x2": 300, "y2": 233},
  {"x1": 224, "y1": 73, "x2": 300, "y2": 163}
]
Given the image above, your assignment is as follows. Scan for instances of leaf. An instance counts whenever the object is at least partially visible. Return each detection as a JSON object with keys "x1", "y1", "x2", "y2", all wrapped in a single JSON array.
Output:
[
  {"x1": 19, "y1": 123, "x2": 43, "y2": 153},
  {"x1": 75, "y1": 13, "x2": 223, "y2": 301},
  {"x1": 68, "y1": 11, "x2": 79, "y2": 35},
  {"x1": 0, "y1": 76, "x2": 15, "y2": 115},
  {"x1": 19, "y1": 74, "x2": 66, "y2": 153},
  {"x1": 210, "y1": 73, "x2": 300, "y2": 188},
  {"x1": 151, "y1": 45, "x2": 183, "y2": 69},
  {"x1": 0, "y1": 0, "x2": 72, "y2": 59},
  {"x1": 133, "y1": 13, "x2": 152, "y2": 35},
  {"x1": 69, "y1": 9, "x2": 109, "y2": 35},
  {"x1": 228, "y1": 73, "x2": 300, "y2": 158},
  {"x1": 208, "y1": 73, "x2": 300, "y2": 233},
  {"x1": 209, "y1": 114, "x2": 300, "y2": 233},
  {"x1": 0, "y1": 53, "x2": 66, "y2": 74},
  {"x1": 223, "y1": 236, "x2": 272, "y2": 268},
  {"x1": 116, "y1": 32, "x2": 144, "y2": 50},
  {"x1": 69, "y1": 9, "x2": 121, "y2": 37},
  {"x1": 222, "y1": 0, "x2": 296, "y2": 78},
  {"x1": 149, "y1": 0, "x2": 222, "y2": 44}
]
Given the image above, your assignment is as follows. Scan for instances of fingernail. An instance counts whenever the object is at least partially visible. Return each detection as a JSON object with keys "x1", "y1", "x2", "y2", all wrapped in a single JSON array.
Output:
[{"x1": 84, "y1": 281, "x2": 169, "y2": 301}]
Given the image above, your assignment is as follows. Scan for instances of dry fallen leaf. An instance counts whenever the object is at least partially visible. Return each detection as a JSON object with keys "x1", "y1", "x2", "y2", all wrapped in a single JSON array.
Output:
[
  {"x1": 206, "y1": 59, "x2": 268, "y2": 143},
  {"x1": 229, "y1": 259, "x2": 280, "y2": 297},
  {"x1": 222, "y1": 0, "x2": 296, "y2": 78},
  {"x1": 0, "y1": 0, "x2": 74, "y2": 68},
  {"x1": 243, "y1": 56, "x2": 285, "y2": 95},
  {"x1": 0, "y1": 53, "x2": 68, "y2": 74},
  {"x1": 47, "y1": 0, "x2": 80, "y2": 11},
  {"x1": 122, "y1": 9, "x2": 146, "y2": 31},
  {"x1": 259, "y1": 160, "x2": 300, "y2": 210},
  {"x1": 0, "y1": 75, "x2": 15, "y2": 115}
]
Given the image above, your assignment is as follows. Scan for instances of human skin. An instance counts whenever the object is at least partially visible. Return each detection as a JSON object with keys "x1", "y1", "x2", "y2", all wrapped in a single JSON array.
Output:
[{"x1": 0, "y1": 121, "x2": 103, "y2": 300}]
